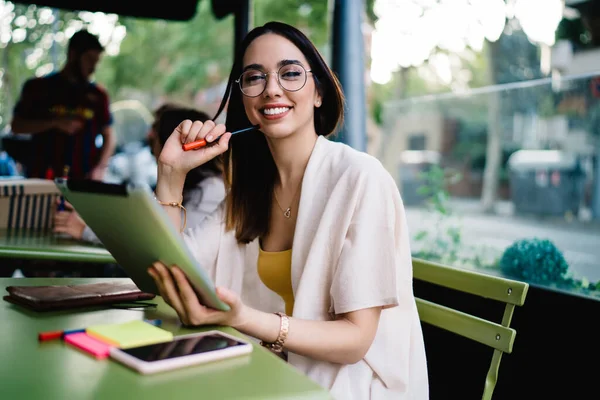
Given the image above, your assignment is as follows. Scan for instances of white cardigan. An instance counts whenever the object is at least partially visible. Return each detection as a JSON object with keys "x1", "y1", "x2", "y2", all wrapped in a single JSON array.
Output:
[
  {"x1": 182, "y1": 175, "x2": 226, "y2": 229},
  {"x1": 183, "y1": 136, "x2": 429, "y2": 399}
]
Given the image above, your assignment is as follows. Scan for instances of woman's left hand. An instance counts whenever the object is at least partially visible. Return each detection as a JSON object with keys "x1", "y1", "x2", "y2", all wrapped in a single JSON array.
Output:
[{"x1": 148, "y1": 261, "x2": 246, "y2": 327}]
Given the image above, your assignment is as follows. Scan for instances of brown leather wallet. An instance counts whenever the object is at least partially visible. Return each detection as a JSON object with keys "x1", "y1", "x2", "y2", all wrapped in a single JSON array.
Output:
[{"x1": 3, "y1": 280, "x2": 156, "y2": 311}]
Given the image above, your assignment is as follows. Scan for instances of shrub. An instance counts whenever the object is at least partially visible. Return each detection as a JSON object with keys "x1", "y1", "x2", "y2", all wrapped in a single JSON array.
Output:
[{"x1": 499, "y1": 238, "x2": 569, "y2": 284}]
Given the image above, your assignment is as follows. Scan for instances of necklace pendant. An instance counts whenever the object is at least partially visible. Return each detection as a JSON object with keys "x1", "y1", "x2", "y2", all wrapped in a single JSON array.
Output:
[{"x1": 284, "y1": 208, "x2": 291, "y2": 219}]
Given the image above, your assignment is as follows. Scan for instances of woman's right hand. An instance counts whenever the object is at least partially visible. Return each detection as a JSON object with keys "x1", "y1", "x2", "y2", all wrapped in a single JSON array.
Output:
[{"x1": 158, "y1": 119, "x2": 232, "y2": 175}]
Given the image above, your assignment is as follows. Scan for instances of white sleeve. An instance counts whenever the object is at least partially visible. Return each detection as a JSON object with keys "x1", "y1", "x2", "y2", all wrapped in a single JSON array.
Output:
[
  {"x1": 182, "y1": 203, "x2": 225, "y2": 282},
  {"x1": 185, "y1": 177, "x2": 226, "y2": 229},
  {"x1": 330, "y1": 166, "x2": 404, "y2": 314},
  {"x1": 81, "y1": 225, "x2": 103, "y2": 245}
]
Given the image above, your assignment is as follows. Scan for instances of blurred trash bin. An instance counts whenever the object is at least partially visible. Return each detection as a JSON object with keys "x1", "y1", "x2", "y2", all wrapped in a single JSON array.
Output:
[
  {"x1": 398, "y1": 150, "x2": 441, "y2": 206},
  {"x1": 507, "y1": 150, "x2": 585, "y2": 216}
]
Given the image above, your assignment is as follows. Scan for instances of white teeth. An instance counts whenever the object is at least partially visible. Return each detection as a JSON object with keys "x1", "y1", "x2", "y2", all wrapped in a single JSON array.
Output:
[{"x1": 263, "y1": 107, "x2": 290, "y2": 115}]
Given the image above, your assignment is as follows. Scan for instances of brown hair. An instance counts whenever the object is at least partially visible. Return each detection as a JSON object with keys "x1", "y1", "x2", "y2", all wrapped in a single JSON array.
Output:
[{"x1": 213, "y1": 21, "x2": 345, "y2": 243}]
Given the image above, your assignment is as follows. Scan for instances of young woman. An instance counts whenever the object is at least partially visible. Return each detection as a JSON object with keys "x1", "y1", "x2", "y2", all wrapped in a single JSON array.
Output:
[
  {"x1": 53, "y1": 104, "x2": 225, "y2": 242},
  {"x1": 150, "y1": 22, "x2": 428, "y2": 399}
]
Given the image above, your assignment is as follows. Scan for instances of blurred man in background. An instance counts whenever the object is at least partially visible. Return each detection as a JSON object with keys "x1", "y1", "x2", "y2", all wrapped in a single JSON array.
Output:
[{"x1": 10, "y1": 29, "x2": 115, "y2": 180}]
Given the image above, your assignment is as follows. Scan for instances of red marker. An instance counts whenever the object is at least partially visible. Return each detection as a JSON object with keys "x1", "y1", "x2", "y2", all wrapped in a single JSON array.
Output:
[
  {"x1": 182, "y1": 124, "x2": 259, "y2": 151},
  {"x1": 38, "y1": 328, "x2": 85, "y2": 341},
  {"x1": 38, "y1": 330, "x2": 63, "y2": 341}
]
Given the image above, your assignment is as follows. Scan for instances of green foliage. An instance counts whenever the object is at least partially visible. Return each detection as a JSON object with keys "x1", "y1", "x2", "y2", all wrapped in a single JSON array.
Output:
[
  {"x1": 253, "y1": 0, "x2": 330, "y2": 51},
  {"x1": 416, "y1": 165, "x2": 461, "y2": 216},
  {"x1": 499, "y1": 238, "x2": 569, "y2": 284},
  {"x1": 555, "y1": 15, "x2": 593, "y2": 51},
  {"x1": 101, "y1": 0, "x2": 333, "y2": 103},
  {"x1": 365, "y1": 0, "x2": 378, "y2": 24},
  {"x1": 369, "y1": 81, "x2": 397, "y2": 125},
  {"x1": 412, "y1": 165, "x2": 463, "y2": 264},
  {"x1": 537, "y1": 94, "x2": 556, "y2": 118},
  {"x1": 96, "y1": 1, "x2": 234, "y2": 102},
  {"x1": 411, "y1": 165, "x2": 504, "y2": 270},
  {"x1": 498, "y1": 238, "x2": 600, "y2": 298}
]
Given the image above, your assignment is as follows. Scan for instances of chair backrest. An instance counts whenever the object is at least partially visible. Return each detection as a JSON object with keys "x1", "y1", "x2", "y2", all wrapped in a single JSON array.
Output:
[{"x1": 412, "y1": 257, "x2": 529, "y2": 400}]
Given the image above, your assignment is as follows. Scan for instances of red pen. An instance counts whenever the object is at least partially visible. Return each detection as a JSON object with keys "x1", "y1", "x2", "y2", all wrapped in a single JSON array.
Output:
[{"x1": 182, "y1": 124, "x2": 259, "y2": 151}]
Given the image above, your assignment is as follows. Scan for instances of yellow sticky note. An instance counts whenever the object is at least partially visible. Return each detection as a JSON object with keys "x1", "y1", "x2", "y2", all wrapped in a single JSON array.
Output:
[{"x1": 86, "y1": 320, "x2": 173, "y2": 349}]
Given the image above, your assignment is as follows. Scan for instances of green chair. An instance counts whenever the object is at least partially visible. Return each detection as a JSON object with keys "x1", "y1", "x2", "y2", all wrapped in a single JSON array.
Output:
[{"x1": 412, "y1": 258, "x2": 529, "y2": 400}]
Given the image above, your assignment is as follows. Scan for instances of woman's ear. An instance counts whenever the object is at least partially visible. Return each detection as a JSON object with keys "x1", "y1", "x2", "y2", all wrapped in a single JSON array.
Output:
[{"x1": 313, "y1": 77, "x2": 323, "y2": 108}]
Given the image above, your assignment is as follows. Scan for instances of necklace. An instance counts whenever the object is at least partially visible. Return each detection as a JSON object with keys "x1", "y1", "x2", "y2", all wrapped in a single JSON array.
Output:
[{"x1": 273, "y1": 178, "x2": 303, "y2": 219}]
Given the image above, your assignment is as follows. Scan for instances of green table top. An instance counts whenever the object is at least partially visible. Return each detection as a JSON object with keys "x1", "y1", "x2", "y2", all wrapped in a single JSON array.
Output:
[
  {"x1": 0, "y1": 229, "x2": 115, "y2": 264},
  {"x1": 0, "y1": 278, "x2": 331, "y2": 400}
]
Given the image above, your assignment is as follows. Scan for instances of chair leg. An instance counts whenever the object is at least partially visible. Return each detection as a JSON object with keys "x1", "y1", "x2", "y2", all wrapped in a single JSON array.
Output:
[{"x1": 482, "y1": 350, "x2": 504, "y2": 400}]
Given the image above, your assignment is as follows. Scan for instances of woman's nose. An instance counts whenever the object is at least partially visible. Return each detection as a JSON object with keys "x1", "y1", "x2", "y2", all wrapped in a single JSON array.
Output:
[{"x1": 263, "y1": 72, "x2": 283, "y2": 98}]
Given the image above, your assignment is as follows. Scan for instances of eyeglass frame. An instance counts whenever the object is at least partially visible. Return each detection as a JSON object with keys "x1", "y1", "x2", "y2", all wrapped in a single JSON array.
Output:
[{"x1": 235, "y1": 63, "x2": 313, "y2": 98}]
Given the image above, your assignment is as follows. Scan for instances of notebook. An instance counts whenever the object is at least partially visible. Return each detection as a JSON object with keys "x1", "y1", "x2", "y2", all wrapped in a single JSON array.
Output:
[
  {"x1": 86, "y1": 320, "x2": 173, "y2": 349},
  {"x1": 3, "y1": 281, "x2": 155, "y2": 312}
]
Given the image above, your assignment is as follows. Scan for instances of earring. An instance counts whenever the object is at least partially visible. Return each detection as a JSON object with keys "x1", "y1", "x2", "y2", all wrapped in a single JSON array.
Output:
[{"x1": 315, "y1": 100, "x2": 321, "y2": 107}]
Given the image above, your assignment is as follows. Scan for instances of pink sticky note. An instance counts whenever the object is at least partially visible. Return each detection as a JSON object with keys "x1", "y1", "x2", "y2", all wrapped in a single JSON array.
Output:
[{"x1": 64, "y1": 332, "x2": 112, "y2": 359}]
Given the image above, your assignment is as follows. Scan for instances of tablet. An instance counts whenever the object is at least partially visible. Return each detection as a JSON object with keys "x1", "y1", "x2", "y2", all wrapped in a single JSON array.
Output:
[
  {"x1": 54, "y1": 178, "x2": 229, "y2": 311},
  {"x1": 109, "y1": 330, "x2": 253, "y2": 374}
]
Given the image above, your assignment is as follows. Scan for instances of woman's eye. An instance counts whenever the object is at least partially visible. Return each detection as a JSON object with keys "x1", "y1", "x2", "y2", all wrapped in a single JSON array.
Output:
[
  {"x1": 244, "y1": 74, "x2": 265, "y2": 85},
  {"x1": 281, "y1": 71, "x2": 301, "y2": 80}
]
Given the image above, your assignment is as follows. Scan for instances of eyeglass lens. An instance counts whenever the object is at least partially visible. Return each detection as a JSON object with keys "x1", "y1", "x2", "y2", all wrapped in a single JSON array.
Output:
[{"x1": 239, "y1": 64, "x2": 308, "y2": 97}]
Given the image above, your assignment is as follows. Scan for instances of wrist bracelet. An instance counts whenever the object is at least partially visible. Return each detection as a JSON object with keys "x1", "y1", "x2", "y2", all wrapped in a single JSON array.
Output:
[
  {"x1": 153, "y1": 193, "x2": 187, "y2": 232},
  {"x1": 260, "y1": 312, "x2": 289, "y2": 353}
]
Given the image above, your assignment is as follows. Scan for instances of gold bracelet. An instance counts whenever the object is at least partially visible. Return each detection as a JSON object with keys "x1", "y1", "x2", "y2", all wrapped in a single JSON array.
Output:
[
  {"x1": 260, "y1": 312, "x2": 289, "y2": 353},
  {"x1": 154, "y1": 193, "x2": 187, "y2": 232}
]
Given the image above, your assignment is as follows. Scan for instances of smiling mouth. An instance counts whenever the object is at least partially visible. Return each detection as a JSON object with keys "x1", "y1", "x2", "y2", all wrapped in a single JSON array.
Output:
[{"x1": 261, "y1": 106, "x2": 291, "y2": 116}]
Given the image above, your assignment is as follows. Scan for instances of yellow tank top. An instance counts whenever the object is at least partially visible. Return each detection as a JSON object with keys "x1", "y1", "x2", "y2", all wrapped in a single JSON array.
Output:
[{"x1": 257, "y1": 246, "x2": 294, "y2": 316}]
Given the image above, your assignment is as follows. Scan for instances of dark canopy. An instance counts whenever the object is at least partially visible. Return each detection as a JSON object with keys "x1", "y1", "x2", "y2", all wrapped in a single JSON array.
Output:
[{"x1": 9, "y1": 0, "x2": 238, "y2": 21}]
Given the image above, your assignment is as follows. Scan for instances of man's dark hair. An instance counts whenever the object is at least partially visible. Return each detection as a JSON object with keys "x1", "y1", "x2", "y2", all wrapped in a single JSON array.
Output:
[{"x1": 67, "y1": 30, "x2": 104, "y2": 55}]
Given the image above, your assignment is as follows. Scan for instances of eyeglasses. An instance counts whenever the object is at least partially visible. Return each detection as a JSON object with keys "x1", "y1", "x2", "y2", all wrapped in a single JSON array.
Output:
[{"x1": 235, "y1": 64, "x2": 312, "y2": 98}]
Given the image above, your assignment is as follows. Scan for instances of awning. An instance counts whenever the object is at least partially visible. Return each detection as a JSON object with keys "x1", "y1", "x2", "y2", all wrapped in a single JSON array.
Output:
[{"x1": 9, "y1": 0, "x2": 239, "y2": 21}]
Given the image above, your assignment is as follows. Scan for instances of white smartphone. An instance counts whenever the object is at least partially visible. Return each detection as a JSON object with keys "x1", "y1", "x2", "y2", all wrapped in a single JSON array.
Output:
[{"x1": 109, "y1": 330, "x2": 253, "y2": 374}]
